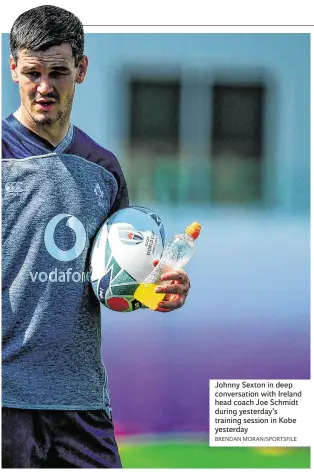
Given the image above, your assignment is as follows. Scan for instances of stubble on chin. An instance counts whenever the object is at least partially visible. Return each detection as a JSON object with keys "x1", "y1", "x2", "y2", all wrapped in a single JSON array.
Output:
[
  {"x1": 33, "y1": 111, "x2": 64, "y2": 127},
  {"x1": 31, "y1": 92, "x2": 75, "y2": 128}
]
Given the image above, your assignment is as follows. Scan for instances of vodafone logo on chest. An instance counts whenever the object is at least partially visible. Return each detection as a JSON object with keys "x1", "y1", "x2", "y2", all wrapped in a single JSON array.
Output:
[
  {"x1": 44, "y1": 214, "x2": 87, "y2": 262},
  {"x1": 28, "y1": 213, "x2": 90, "y2": 284}
]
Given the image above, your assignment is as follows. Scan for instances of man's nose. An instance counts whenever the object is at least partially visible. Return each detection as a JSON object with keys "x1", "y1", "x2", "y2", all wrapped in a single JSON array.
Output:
[{"x1": 37, "y1": 76, "x2": 54, "y2": 95}]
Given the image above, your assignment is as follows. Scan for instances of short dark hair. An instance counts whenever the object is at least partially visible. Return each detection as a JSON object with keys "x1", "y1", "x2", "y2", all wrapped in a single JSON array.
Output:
[{"x1": 10, "y1": 5, "x2": 84, "y2": 66}]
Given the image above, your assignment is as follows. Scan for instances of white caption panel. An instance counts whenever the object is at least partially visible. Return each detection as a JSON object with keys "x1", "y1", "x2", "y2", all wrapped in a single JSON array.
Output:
[{"x1": 209, "y1": 380, "x2": 311, "y2": 447}]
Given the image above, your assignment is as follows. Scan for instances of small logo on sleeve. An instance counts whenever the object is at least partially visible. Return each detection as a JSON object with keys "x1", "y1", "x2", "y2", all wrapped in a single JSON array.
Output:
[
  {"x1": 94, "y1": 183, "x2": 106, "y2": 207},
  {"x1": 5, "y1": 182, "x2": 25, "y2": 194}
]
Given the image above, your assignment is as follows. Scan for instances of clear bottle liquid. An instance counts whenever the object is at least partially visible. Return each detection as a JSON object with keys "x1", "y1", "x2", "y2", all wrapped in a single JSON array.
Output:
[{"x1": 134, "y1": 222, "x2": 201, "y2": 310}]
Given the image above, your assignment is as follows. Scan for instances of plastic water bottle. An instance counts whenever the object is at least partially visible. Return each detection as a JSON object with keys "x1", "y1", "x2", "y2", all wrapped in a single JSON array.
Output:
[{"x1": 134, "y1": 222, "x2": 201, "y2": 310}]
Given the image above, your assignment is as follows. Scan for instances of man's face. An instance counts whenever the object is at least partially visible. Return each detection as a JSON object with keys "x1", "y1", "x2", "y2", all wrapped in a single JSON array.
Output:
[{"x1": 10, "y1": 44, "x2": 87, "y2": 126}]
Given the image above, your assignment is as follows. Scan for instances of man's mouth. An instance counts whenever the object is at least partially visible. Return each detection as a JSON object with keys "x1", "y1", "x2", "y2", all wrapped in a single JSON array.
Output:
[{"x1": 35, "y1": 100, "x2": 57, "y2": 111}]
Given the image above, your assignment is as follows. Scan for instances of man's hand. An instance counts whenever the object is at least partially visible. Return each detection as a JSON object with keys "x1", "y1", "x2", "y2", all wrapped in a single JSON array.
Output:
[{"x1": 152, "y1": 259, "x2": 191, "y2": 312}]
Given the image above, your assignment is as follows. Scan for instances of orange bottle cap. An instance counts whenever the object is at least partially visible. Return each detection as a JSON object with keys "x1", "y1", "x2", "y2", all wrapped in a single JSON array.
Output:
[{"x1": 185, "y1": 222, "x2": 202, "y2": 240}]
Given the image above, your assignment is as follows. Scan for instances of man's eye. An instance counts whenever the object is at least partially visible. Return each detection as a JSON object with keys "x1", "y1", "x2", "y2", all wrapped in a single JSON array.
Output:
[
  {"x1": 27, "y1": 72, "x2": 40, "y2": 78},
  {"x1": 50, "y1": 71, "x2": 67, "y2": 78}
]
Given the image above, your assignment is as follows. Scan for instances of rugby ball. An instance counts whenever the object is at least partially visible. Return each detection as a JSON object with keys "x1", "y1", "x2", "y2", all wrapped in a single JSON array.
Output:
[{"x1": 90, "y1": 206, "x2": 165, "y2": 312}]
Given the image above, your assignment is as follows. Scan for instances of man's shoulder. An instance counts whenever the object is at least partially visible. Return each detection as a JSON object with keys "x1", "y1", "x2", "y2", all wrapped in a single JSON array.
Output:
[
  {"x1": 2, "y1": 117, "x2": 13, "y2": 137},
  {"x1": 2, "y1": 117, "x2": 25, "y2": 158},
  {"x1": 70, "y1": 126, "x2": 119, "y2": 168},
  {"x1": 2, "y1": 116, "x2": 55, "y2": 159},
  {"x1": 2, "y1": 116, "x2": 19, "y2": 143},
  {"x1": 70, "y1": 125, "x2": 129, "y2": 209},
  {"x1": 2, "y1": 119, "x2": 12, "y2": 158}
]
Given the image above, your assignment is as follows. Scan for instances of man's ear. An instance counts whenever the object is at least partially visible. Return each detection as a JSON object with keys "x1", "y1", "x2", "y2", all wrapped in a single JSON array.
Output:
[
  {"x1": 76, "y1": 55, "x2": 88, "y2": 84},
  {"x1": 10, "y1": 55, "x2": 19, "y2": 83}
]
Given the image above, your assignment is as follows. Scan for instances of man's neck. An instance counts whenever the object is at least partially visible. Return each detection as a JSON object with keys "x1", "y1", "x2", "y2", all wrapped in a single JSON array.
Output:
[{"x1": 14, "y1": 107, "x2": 70, "y2": 147}]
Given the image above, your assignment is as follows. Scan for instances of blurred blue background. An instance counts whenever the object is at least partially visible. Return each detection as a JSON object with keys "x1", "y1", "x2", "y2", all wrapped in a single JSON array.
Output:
[{"x1": 2, "y1": 33, "x2": 310, "y2": 442}]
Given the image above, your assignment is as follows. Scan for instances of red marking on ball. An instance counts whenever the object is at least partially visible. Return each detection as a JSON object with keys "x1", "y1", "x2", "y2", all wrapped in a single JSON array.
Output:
[{"x1": 107, "y1": 297, "x2": 130, "y2": 311}]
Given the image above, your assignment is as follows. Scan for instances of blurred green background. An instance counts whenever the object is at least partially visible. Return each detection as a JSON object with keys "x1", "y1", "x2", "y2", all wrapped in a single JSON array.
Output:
[{"x1": 119, "y1": 443, "x2": 310, "y2": 468}]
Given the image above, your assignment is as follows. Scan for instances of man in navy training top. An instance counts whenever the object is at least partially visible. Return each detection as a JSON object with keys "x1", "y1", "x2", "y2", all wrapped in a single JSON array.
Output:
[{"x1": 2, "y1": 4, "x2": 191, "y2": 469}]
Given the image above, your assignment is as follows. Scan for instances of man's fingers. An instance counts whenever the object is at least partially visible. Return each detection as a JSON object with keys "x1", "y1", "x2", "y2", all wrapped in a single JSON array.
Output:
[
  {"x1": 155, "y1": 282, "x2": 186, "y2": 296},
  {"x1": 157, "y1": 295, "x2": 185, "y2": 310},
  {"x1": 146, "y1": 267, "x2": 191, "y2": 312},
  {"x1": 160, "y1": 271, "x2": 186, "y2": 282}
]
